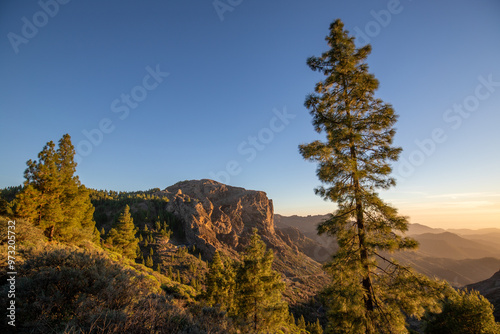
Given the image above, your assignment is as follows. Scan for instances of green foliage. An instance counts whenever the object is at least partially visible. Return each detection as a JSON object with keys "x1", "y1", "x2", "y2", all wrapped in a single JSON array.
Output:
[
  {"x1": 307, "y1": 319, "x2": 324, "y2": 334},
  {"x1": 235, "y1": 229, "x2": 289, "y2": 333},
  {"x1": 168, "y1": 266, "x2": 173, "y2": 279},
  {"x1": 425, "y1": 289, "x2": 500, "y2": 334},
  {"x1": 204, "y1": 251, "x2": 236, "y2": 312},
  {"x1": 298, "y1": 315, "x2": 306, "y2": 330},
  {"x1": 299, "y1": 19, "x2": 445, "y2": 333},
  {"x1": 15, "y1": 134, "x2": 96, "y2": 244},
  {"x1": 145, "y1": 255, "x2": 154, "y2": 267},
  {"x1": 105, "y1": 205, "x2": 139, "y2": 259}
]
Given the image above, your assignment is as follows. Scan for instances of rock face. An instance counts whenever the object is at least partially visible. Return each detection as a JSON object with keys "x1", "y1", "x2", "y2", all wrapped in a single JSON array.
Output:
[{"x1": 157, "y1": 179, "x2": 281, "y2": 258}]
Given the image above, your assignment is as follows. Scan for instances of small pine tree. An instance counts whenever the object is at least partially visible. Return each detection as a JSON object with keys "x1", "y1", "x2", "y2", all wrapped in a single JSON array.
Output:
[
  {"x1": 145, "y1": 255, "x2": 153, "y2": 268},
  {"x1": 149, "y1": 247, "x2": 154, "y2": 256},
  {"x1": 235, "y1": 229, "x2": 288, "y2": 332},
  {"x1": 307, "y1": 319, "x2": 324, "y2": 334},
  {"x1": 155, "y1": 263, "x2": 161, "y2": 273},
  {"x1": 167, "y1": 266, "x2": 173, "y2": 279},
  {"x1": 204, "y1": 251, "x2": 236, "y2": 312},
  {"x1": 297, "y1": 315, "x2": 306, "y2": 330},
  {"x1": 108, "y1": 205, "x2": 139, "y2": 259}
]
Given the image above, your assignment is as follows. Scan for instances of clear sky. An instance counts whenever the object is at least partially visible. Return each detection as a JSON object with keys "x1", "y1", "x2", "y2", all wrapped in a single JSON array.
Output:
[{"x1": 1, "y1": 0, "x2": 499, "y2": 229}]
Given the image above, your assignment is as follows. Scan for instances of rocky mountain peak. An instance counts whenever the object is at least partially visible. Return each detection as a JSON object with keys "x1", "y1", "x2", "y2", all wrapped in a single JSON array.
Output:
[{"x1": 156, "y1": 179, "x2": 276, "y2": 258}]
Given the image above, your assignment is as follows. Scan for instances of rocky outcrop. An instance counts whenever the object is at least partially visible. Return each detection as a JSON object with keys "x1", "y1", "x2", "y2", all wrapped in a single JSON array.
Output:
[{"x1": 156, "y1": 179, "x2": 277, "y2": 258}]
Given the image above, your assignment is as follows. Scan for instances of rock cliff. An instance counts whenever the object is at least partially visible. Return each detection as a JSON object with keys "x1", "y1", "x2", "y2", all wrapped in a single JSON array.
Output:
[{"x1": 156, "y1": 179, "x2": 277, "y2": 257}]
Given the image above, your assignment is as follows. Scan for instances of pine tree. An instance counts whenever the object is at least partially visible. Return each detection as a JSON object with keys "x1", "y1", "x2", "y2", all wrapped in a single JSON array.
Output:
[
  {"x1": 307, "y1": 319, "x2": 324, "y2": 334},
  {"x1": 168, "y1": 266, "x2": 173, "y2": 280},
  {"x1": 145, "y1": 255, "x2": 153, "y2": 268},
  {"x1": 235, "y1": 228, "x2": 288, "y2": 333},
  {"x1": 204, "y1": 250, "x2": 235, "y2": 312},
  {"x1": 298, "y1": 315, "x2": 306, "y2": 330},
  {"x1": 425, "y1": 289, "x2": 500, "y2": 334},
  {"x1": 16, "y1": 134, "x2": 96, "y2": 243},
  {"x1": 107, "y1": 205, "x2": 139, "y2": 259},
  {"x1": 300, "y1": 19, "x2": 445, "y2": 333}
]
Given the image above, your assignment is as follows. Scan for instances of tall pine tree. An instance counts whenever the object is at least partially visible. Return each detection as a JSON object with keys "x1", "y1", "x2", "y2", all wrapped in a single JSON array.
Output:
[
  {"x1": 16, "y1": 134, "x2": 96, "y2": 243},
  {"x1": 299, "y1": 19, "x2": 445, "y2": 333},
  {"x1": 235, "y1": 229, "x2": 288, "y2": 333}
]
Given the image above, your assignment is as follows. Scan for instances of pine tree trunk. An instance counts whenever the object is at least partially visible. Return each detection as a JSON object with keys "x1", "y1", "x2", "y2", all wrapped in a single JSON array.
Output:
[
  {"x1": 46, "y1": 225, "x2": 55, "y2": 242},
  {"x1": 349, "y1": 124, "x2": 375, "y2": 333}
]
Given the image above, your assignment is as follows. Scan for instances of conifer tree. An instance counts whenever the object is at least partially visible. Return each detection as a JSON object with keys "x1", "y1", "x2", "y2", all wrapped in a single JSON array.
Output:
[
  {"x1": 307, "y1": 319, "x2": 324, "y2": 334},
  {"x1": 168, "y1": 266, "x2": 173, "y2": 280},
  {"x1": 145, "y1": 255, "x2": 153, "y2": 268},
  {"x1": 204, "y1": 250, "x2": 236, "y2": 312},
  {"x1": 300, "y1": 19, "x2": 445, "y2": 333},
  {"x1": 297, "y1": 315, "x2": 306, "y2": 330},
  {"x1": 235, "y1": 229, "x2": 288, "y2": 333},
  {"x1": 107, "y1": 205, "x2": 139, "y2": 259},
  {"x1": 16, "y1": 134, "x2": 96, "y2": 242},
  {"x1": 425, "y1": 289, "x2": 500, "y2": 334}
]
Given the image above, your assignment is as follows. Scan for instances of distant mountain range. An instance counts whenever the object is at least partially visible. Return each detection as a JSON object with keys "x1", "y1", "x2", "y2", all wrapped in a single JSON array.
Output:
[{"x1": 275, "y1": 214, "x2": 500, "y2": 287}]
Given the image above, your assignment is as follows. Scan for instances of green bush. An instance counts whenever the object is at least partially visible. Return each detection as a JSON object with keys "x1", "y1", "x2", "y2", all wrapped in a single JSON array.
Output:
[{"x1": 425, "y1": 289, "x2": 500, "y2": 334}]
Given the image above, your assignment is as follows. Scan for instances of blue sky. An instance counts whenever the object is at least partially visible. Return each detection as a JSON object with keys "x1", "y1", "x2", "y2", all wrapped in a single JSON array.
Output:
[{"x1": 1, "y1": 0, "x2": 499, "y2": 229}]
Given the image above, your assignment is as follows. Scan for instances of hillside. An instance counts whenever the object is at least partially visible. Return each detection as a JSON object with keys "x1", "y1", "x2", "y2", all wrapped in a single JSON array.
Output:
[{"x1": 91, "y1": 180, "x2": 329, "y2": 311}]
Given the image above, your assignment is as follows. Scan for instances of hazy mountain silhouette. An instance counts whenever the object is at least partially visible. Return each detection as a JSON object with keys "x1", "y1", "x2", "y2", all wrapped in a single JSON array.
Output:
[{"x1": 275, "y1": 214, "x2": 500, "y2": 286}]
